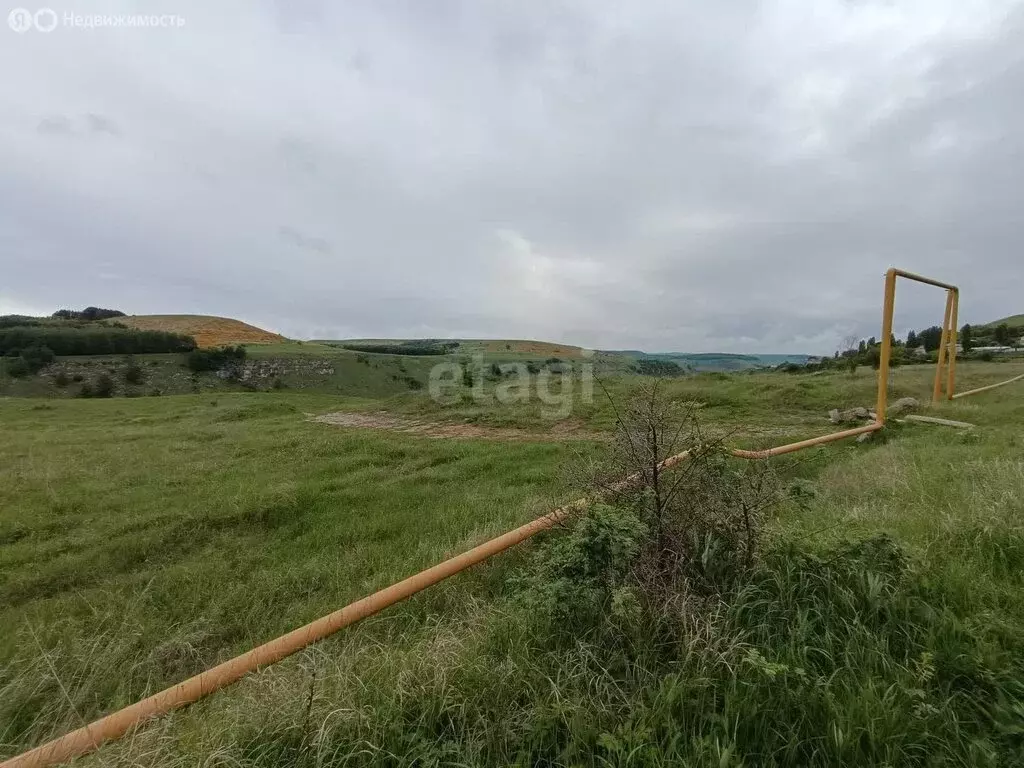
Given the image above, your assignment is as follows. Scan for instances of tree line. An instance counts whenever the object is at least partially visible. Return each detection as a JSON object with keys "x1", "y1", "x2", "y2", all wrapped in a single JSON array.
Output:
[
  {"x1": 0, "y1": 327, "x2": 195, "y2": 357},
  {"x1": 1, "y1": 307, "x2": 198, "y2": 378}
]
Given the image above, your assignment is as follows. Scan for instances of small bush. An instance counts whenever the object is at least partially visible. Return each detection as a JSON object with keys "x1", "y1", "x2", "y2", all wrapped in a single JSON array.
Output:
[
  {"x1": 513, "y1": 503, "x2": 649, "y2": 633},
  {"x1": 71, "y1": 373, "x2": 84, "y2": 382},
  {"x1": 123, "y1": 360, "x2": 144, "y2": 385},
  {"x1": 186, "y1": 345, "x2": 246, "y2": 372},
  {"x1": 4, "y1": 357, "x2": 30, "y2": 378},
  {"x1": 93, "y1": 373, "x2": 115, "y2": 398},
  {"x1": 53, "y1": 370, "x2": 70, "y2": 387},
  {"x1": 77, "y1": 382, "x2": 93, "y2": 398}
]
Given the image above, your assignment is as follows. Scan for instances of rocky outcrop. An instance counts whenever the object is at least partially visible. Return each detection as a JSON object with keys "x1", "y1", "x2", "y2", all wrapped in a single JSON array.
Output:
[{"x1": 219, "y1": 359, "x2": 335, "y2": 383}]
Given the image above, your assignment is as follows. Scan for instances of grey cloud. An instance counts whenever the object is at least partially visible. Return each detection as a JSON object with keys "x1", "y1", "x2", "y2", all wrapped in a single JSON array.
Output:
[
  {"x1": 279, "y1": 225, "x2": 333, "y2": 255},
  {"x1": 36, "y1": 116, "x2": 74, "y2": 135},
  {"x1": 85, "y1": 113, "x2": 121, "y2": 136},
  {"x1": 2, "y1": 0, "x2": 1023, "y2": 353}
]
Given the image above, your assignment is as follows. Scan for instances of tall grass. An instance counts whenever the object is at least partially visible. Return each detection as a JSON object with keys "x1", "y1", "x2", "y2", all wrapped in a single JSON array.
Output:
[{"x1": 1, "y1": 363, "x2": 1022, "y2": 765}]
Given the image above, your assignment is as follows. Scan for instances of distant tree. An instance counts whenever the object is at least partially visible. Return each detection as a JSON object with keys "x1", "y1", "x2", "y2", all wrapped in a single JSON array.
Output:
[
  {"x1": 867, "y1": 336, "x2": 877, "y2": 347},
  {"x1": 868, "y1": 346, "x2": 881, "y2": 370},
  {"x1": 890, "y1": 333, "x2": 898, "y2": 347},
  {"x1": 994, "y1": 323, "x2": 1011, "y2": 346},
  {"x1": 906, "y1": 330, "x2": 918, "y2": 348},
  {"x1": 960, "y1": 324, "x2": 973, "y2": 353},
  {"x1": 858, "y1": 340, "x2": 867, "y2": 354},
  {"x1": 918, "y1": 326, "x2": 944, "y2": 352},
  {"x1": 51, "y1": 307, "x2": 126, "y2": 321}
]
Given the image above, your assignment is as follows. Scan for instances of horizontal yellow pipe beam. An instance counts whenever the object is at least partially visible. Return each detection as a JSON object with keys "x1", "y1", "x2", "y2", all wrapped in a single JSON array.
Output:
[
  {"x1": 729, "y1": 422, "x2": 882, "y2": 458},
  {"x1": 889, "y1": 268, "x2": 959, "y2": 292},
  {"x1": 951, "y1": 373, "x2": 1024, "y2": 399}
]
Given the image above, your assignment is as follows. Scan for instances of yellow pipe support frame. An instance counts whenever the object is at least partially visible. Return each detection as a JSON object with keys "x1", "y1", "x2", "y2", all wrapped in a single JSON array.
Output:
[
  {"x1": 951, "y1": 373, "x2": 1024, "y2": 399},
  {"x1": 1, "y1": 422, "x2": 886, "y2": 768},
  {"x1": 933, "y1": 290, "x2": 953, "y2": 403},
  {"x1": 884, "y1": 269, "x2": 960, "y2": 402},
  {"x1": 876, "y1": 268, "x2": 898, "y2": 423},
  {"x1": 946, "y1": 289, "x2": 959, "y2": 400}
]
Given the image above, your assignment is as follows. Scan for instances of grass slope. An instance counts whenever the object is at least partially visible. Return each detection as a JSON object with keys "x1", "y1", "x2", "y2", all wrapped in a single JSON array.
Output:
[
  {"x1": 0, "y1": 361, "x2": 1022, "y2": 764},
  {"x1": 978, "y1": 313, "x2": 1024, "y2": 330},
  {"x1": 321, "y1": 338, "x2": 590, "y2": 358},
  {"x1": 120, "y1": 315, "x2": 286, "y2": 348}
]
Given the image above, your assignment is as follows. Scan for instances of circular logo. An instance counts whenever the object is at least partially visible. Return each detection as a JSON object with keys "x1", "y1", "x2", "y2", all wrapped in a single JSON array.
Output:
[
  {"x1": 7, "y1": 7, "x2": 33, "y2": 32},
  {"x1": 34, "y1": 8, "x2": 58, "y2": 32}
]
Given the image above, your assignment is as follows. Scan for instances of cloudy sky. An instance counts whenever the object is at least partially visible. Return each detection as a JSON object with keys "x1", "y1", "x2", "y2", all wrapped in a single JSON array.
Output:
[{"x1": 2, "y1": 0, "x2": 1022, "y2": 353}]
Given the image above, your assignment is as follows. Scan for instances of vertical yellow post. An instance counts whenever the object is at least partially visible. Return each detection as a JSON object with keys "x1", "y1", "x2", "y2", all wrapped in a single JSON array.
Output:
[
  {"x1": 932, "y1": 290, "x2": 953, "y2": 403},
  {"x1": 876, "y1": 269, "x2": 897, "y2": 423},
  {"x1": 946, "y1": 289, "x2": 959, "y2": 399}
]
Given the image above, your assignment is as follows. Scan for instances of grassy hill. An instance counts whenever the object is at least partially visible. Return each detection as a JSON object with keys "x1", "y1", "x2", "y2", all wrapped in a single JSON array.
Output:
[
  {"x1": 978, "y1": 313, "x2": 1024, "y2": 330},
  {"x1": 119, "y1": 315, "x2": 286, "y2": 348}
]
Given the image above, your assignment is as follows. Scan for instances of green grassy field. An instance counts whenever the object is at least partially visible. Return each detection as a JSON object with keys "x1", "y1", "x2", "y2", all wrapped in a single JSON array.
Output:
[{"x1": 1, "y1": 360, "x2": 1023, "y2": 765}]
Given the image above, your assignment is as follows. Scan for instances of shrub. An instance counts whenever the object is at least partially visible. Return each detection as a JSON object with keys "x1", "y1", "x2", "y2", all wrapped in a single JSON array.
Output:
[
  {"x1": 123, "y1": 360, "x2": 144, "y2": 385},
  {"x1": 93, "y1": 373, "x2": 115, "y2": 398},
  {"x1": 520, "y1": 384, "x2": 778, "y2": 641},
  {"x1": 513, "y1": 503, "x2": 649, "y2": 632},
  {"x1": 71, "y1": 373, "x2": 84, "y2": 382},
  {"x1": 526, "y1": 362, "x2": 540, "y2": 374},
  {"x1": 53, "y1": 370, "x2": 70, "y2": 386},
  {"x1": 4, "y1": 357, "x2": 30, "y2": 377},
  {"x1": 77, "y1": 382, "x2": 93, "y2": 398},
  {"x1": 186, "y1": 345, "x2": 246, "y2": 372}
]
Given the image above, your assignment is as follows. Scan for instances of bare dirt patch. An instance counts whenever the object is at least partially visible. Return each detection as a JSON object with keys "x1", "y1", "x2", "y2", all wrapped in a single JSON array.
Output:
[{"x1": 311, "y1": 411, "x2": 604, "y2": 441}]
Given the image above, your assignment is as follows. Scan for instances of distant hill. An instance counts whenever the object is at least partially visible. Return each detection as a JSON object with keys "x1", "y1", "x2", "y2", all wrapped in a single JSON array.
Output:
[
  {"x1": 978, "y1": 314, "x2": 1024, "y2": 330},
  {"x1": 318, "y1": 338, "x2": 589, "y2": 358},
  {"x1": 607, "y1": 351, "x2": 811, "y2": 372},
  {"x1": 119, "y1": 315, "x2": 285, "y2": 348}
]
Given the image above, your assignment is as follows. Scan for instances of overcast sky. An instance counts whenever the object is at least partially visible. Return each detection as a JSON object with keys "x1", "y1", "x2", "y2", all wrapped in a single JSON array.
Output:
[{"x1": 2, "y1": 1, "x2": 1022, "y2": 353}]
